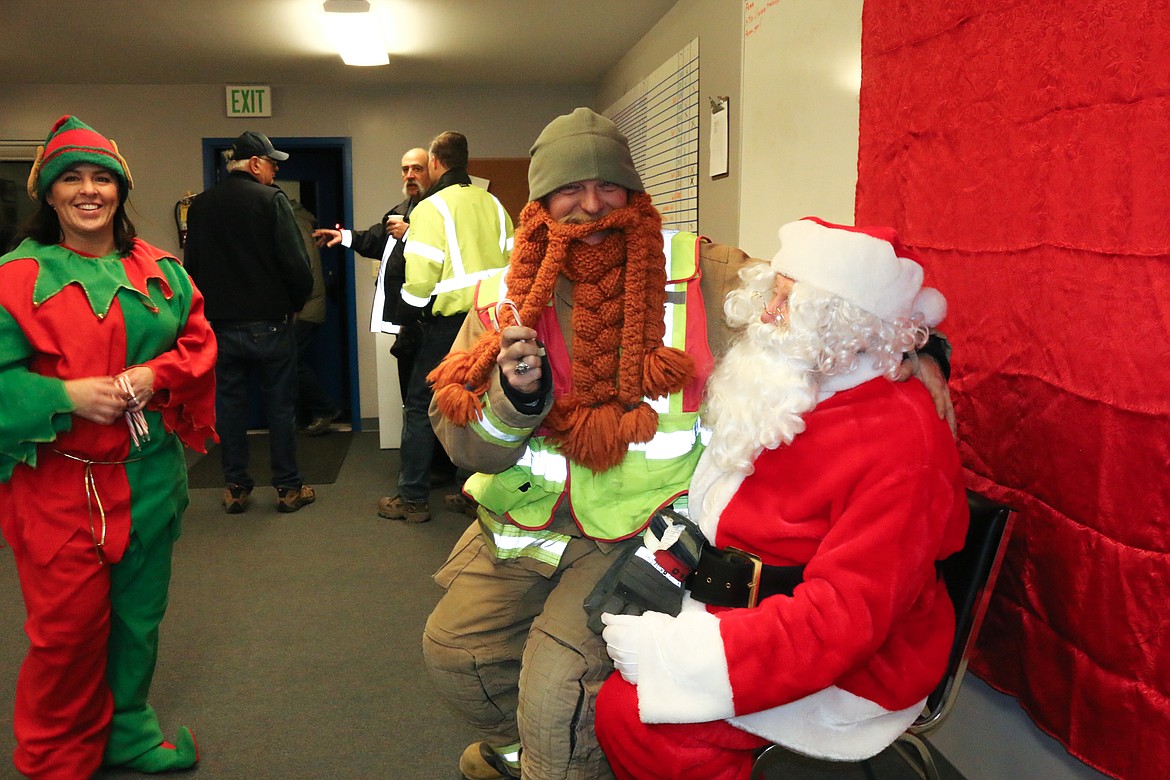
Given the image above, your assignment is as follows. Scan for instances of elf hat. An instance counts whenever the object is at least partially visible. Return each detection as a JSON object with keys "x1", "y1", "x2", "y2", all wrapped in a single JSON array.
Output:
[
  {"x1": 527, "y1": 107, "x2": 643, "y2": 202},
  {"x1": 771, "y1": 217, "x2": 947, "y2": 327},
  {"x1": 27, "y1": 115, "x2": 133, "y2": 201}
]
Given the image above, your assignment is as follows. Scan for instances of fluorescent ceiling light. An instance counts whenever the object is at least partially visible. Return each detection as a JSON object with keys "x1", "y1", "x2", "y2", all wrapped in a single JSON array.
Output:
[{"x1": 322, "y1": 0, "x2": 389, "y2": 67}]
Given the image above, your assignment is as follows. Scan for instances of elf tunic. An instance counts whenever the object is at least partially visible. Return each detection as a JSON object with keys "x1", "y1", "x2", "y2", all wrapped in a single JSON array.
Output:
[
  {"x1": 0, "y1": 238, "x2": 216, "y2": 779},
  {"x1": 595, "y1": 377, "x2": 968, "y2": 778}
]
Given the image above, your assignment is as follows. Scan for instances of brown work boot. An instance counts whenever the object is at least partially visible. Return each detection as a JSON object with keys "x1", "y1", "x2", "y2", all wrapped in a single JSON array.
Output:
[
  {"x1": 444, "y1": 492, "x2": 480, "y2": 519},
  {"x1": 223, "y1": 484, "x2": 251, "y2": 514},
  {"x1": 377, "y1": 495, "x2": 431, "y2": 523},
  {"x1": 276, "y1": 485, "x2": 316, "y2": 513},
  {"x1": 459, "y1": 741, "x2": 520, "y2": 779}
]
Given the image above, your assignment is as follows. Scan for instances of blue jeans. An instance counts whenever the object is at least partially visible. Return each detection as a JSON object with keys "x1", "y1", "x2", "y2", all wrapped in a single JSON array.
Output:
[
  {"x1": 397, "y1": 315, "x2": 465, "y2": 502},
  {"x1": 213, "y1": 319, "x2": 303, "y2": 490}
]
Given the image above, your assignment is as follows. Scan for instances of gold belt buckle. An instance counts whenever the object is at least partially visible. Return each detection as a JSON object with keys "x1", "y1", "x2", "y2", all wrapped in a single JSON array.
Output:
[{"x1": 726, "y1": 547, "x2": 763, "y2": 608}]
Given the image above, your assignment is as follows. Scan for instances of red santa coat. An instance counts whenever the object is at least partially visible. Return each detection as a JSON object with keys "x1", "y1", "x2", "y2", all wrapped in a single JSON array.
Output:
[{"x1": 632, "y1": 377, "x2": 968, "y2": 759}]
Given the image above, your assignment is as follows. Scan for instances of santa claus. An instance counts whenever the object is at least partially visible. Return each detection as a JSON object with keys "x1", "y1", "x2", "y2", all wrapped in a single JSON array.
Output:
[{"x1": 593, "y1": 217, "x2": 970, "y2": 780}]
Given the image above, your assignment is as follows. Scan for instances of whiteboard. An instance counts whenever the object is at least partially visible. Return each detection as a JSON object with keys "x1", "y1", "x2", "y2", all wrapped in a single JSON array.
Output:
[
  {"x1": 606, "y1": 39, "x2": 700, "y2": 232},
  {"x1": 738, "y1": 0, "x2": 863, "y2": 259}
]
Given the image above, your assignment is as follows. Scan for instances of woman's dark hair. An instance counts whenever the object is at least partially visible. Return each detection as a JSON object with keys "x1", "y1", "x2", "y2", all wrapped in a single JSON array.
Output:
[{"x1": 16, "y1": 167, "x2": 137, "y2": 256}]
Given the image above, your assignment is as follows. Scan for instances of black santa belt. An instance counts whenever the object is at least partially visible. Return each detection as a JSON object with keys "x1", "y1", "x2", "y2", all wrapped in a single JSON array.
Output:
[{"x1": 686, "y1": 546, "x2": 805, "y2": 609}]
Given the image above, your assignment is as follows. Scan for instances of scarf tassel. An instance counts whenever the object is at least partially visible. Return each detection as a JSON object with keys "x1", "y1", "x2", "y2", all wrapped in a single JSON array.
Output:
[
  {"x1": 642, "y1": 345, "x2": 695, "y2": 399},
  {"x1": 558, "y1": 402, "x2": 627, "y2": 473},
  {"x1": 429, "y1": 350, "x2": 488, "y2": 426}
]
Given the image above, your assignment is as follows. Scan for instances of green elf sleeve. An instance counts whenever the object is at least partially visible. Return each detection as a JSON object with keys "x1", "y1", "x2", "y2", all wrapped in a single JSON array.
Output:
[{"x1": 0, "y1": 302, "x2": 73, "y2": 482}]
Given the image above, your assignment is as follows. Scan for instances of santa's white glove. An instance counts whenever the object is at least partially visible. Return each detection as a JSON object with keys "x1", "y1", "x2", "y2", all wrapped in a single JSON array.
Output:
[{"x1": 601, "y1": 612, "x2": 646, "y2": 685}]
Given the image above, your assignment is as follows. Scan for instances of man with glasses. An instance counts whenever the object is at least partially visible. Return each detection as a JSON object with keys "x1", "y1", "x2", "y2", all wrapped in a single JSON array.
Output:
[{"x1": 184, "y1": 130, "x2": 317, "y2": 514}]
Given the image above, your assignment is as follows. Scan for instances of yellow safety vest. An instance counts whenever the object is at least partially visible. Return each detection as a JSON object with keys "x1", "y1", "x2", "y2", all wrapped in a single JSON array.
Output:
[
  {"x1": 464, "y1": 231, "x2": 712, "y2": 563},
  {"x1": 401, "y1": 185, "x2": 514, "y2": 316}
]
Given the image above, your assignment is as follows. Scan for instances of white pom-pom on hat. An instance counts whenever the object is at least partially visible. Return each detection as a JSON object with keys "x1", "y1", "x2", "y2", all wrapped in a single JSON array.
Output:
[{"x1": 912, "y1": 287, "x2": 947, "y2": 328}]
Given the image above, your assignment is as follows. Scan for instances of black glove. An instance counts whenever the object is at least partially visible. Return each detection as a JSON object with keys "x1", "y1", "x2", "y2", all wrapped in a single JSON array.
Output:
[{"x1": 583, "y1": 508, "x2": 706, "y2": 634}]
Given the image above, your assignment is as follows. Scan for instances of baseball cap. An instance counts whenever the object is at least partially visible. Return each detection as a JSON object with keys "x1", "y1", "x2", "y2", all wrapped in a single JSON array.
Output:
[{"x1": 230, "y1": 131, "x2": 289, "y2": 162}]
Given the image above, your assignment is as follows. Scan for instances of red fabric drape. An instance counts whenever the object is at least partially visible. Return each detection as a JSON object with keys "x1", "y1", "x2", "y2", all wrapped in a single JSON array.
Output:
[{"x1": 856, "y1": 2, "x2": 1170, "y2": 778}]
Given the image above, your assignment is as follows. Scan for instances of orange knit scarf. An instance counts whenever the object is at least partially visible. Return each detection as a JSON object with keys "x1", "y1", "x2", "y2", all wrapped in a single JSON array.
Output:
[{"x1": 429, "y1": 192, "x2": 694, "y2": 473}]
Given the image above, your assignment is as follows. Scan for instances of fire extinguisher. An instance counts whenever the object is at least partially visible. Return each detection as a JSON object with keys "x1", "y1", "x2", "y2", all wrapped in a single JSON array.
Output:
[{"x1": 174, "y1": 191, "x2": 196, "y2": 248}]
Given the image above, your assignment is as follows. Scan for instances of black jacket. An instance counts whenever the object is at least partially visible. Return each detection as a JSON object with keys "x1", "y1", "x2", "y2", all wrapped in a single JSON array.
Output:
[
  {"x1": 184, "y1": 171, "x2": 312, "y2": 322},
  {"x1": 348, "y1": 194, "x2": 422, "y2": 326}
]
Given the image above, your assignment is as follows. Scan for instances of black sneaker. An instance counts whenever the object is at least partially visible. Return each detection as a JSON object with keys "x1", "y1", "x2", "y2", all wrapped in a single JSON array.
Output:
[{"x1": 305, "y1": 410, "x2": 341, "y2": 436}]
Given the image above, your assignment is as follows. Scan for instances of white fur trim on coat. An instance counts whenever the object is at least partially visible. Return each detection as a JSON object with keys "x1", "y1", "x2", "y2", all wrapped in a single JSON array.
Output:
[
  {"x1": 635, "y1": 604, "x2": 734, "y2": 723},
  {"x1": 730, "y1": 687, "x2": 924, "y2": 761}
]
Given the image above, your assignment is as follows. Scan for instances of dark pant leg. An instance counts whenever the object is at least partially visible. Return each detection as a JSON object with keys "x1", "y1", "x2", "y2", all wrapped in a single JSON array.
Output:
[
  {"x1": 213, "y1": 326, "x2": 253, "y2": 490},
  {"x1": 253, "y1": 321, "x2": 302, "y2": 489},
  {"x1": 293, "y1": 319, "x2": 337, "y2": 421},
  {"x1": 390, "y1": 320, "x2": 422, "y2": 401},
  {"x1": 396, "y1": 316, "x2": 463, "y2": 502}
]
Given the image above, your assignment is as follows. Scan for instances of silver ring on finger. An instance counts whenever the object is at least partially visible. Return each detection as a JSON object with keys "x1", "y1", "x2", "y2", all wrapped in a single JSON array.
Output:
[{"x1": 515, "y1": 360, "x2": 531, "y2": 376}]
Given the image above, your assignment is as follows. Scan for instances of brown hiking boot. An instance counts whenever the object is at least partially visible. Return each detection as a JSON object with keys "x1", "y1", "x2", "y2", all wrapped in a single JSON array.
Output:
[
  {"x1": 223, "y1": 484, "x2": 251, "y2": 514},
  {"x1": 459, "y1": 741, "x2": 520, "y2": 779},
  {"x1": 377, "y1": 495, "x2": 431, "y2": 523},
  {"x1": 276, "y1": 485, "x2": 316, "y2": 513},
  {"x1": 444, "y1": 492, "x2": 480, "y2": 519}
]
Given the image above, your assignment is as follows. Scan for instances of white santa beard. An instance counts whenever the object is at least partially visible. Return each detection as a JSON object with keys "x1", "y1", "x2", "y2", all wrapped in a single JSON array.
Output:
[{"x1": 692, "y1": 320, "x2": 821, "y2": 533}]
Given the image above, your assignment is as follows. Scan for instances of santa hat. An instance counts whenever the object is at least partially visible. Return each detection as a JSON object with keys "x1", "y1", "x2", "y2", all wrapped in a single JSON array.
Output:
[
  {"x1": 771, "y1": 217, "x2": 946, "y2": 327},
  {"x1": 27, "y1": 115, "x2": 134, "y2": 201}
]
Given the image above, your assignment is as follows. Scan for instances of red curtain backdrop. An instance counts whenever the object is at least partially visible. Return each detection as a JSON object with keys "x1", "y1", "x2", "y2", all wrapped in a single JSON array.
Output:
[{"x1": 855, "y1": 2, "x2": 1170, "y2": 778}]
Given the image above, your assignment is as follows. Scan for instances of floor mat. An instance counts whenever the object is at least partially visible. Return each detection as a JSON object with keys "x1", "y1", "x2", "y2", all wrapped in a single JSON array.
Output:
[{"x1": 186, "y1": 431, "x2": 354, "y2": 488}]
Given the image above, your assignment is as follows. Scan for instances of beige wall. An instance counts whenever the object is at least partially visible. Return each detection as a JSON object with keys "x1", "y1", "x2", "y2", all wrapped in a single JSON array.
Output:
[
  {"x1": 596, "y1": 0, "x2": 742, "y2": 251},
  {"x1": 0, "y1": 83, "x2": 591, "y2": 422}
]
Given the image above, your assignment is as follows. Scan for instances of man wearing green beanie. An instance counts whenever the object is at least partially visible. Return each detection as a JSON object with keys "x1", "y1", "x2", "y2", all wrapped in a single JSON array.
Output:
[{"x1": 420, "y1": 107, "x2": 745, "y2": 780}]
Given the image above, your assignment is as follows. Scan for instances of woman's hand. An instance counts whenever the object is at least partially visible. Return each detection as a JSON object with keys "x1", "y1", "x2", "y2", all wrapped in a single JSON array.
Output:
[
  {"x1": 497, "y1": 325, "x2": 545, "y2": 394},
  {"x1": 64, "y1": 376, "x2": 127, "y2": 425},
  {"x1": 116, "y1": 366, "x2": 156, "y2": 413}
]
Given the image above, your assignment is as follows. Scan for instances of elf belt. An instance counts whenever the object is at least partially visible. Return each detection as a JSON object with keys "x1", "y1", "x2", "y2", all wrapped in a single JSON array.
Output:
[{"x1": 687, "y1": 546, "x2": 805, "y2": 609}]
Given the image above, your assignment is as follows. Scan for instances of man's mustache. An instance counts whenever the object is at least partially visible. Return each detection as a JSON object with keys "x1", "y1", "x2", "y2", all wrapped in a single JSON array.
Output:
[{"x1": 559, "y1": 212, "x2": 602, "y2": 225}]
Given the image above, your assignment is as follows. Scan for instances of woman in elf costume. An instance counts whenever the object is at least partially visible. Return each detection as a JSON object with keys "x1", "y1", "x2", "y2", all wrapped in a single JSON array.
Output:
[{"x1": 0, "y1": 115, "x2": 216, "y2": 778}]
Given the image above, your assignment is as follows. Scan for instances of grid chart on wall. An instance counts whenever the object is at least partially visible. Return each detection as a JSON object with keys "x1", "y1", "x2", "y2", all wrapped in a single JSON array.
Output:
[{"x1": 605, "y1": 39, "x2": 699, "y2": 232}]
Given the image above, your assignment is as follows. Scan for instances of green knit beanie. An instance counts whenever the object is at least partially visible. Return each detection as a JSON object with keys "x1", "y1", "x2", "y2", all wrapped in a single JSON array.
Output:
[
  {"x1": 27, "y1": 115, "x2": 133, "y2": 201},
  {"x1": 527, "y1": 107, "x2": 643, "y2": 202}
]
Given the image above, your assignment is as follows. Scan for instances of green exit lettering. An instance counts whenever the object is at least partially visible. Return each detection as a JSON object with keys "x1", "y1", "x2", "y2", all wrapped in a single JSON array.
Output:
[{"x1": 225, "y1": 86, "x2": 272, "y2": 118}]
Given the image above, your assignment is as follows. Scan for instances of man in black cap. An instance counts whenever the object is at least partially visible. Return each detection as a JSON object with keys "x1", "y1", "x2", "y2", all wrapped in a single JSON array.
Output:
[{"x1": 184, "y1": 130, "x2": 317, "y2": 514}]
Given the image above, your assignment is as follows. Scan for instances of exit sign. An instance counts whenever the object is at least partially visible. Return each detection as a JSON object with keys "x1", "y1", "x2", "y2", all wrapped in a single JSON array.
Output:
[{"x1": 226, "y1": 86, "x2": 272, "y2": 117}]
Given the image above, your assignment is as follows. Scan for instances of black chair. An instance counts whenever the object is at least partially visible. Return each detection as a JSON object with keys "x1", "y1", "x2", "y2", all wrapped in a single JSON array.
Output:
[{"x1": 751, "y1": 489, "x2": 1015, "y2": 780}]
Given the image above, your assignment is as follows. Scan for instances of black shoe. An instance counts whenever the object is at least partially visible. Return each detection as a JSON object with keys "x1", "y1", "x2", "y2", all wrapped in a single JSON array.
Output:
[{"x1": 305, "y1": 410, "x2": 341, "y2": 436}]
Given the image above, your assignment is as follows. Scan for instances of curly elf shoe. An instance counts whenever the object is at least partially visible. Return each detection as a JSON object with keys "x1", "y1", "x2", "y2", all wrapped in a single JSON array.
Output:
[{"x1": 121, "y1": 727, "x2": 199, "y2": 773}]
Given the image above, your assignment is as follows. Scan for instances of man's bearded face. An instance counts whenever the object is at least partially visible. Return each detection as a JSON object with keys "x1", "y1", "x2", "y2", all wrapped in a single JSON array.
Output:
[
  {"x1": 400, "y1": 152, "x2": 430, "y2": 199},
  {"x1": 701, "y1": 291, "x2": 824, "y2": 474},
  {"x1": 547, "y1": 180, "x2": 628, "y2": 243}
]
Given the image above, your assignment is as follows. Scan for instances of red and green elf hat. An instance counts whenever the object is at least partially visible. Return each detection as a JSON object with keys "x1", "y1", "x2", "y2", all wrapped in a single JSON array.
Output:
[{"x1": 26, "y1": 115, "x2": 134, "y2": 201}]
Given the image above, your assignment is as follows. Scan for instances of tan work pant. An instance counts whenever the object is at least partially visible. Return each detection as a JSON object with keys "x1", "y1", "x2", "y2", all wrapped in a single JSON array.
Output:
[{"x1": 423, "y1": 521, "x2": 628, "y2": 780}]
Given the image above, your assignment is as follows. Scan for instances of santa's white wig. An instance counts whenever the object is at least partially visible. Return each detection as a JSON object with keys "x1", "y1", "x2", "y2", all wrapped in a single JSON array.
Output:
[{"x1": 704, "y1": 260, "x2": 931, "y2": 476}]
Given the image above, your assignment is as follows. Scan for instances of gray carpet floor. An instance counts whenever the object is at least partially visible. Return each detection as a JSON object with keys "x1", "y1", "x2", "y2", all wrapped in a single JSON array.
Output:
[{"x1": 0, "y1": 432, "x2": 964, "y2": 780}]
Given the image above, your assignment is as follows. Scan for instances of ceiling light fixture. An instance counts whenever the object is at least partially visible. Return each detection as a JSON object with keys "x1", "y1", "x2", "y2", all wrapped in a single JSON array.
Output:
[{"x1": 322, "y1": 0, "x2": 389, "y2": 67}]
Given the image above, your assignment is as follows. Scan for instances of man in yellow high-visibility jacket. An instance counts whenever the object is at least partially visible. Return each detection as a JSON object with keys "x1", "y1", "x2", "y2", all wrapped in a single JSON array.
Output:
[{"x1": 378, "y1": 131, "x2": 513, "y2": 524}]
